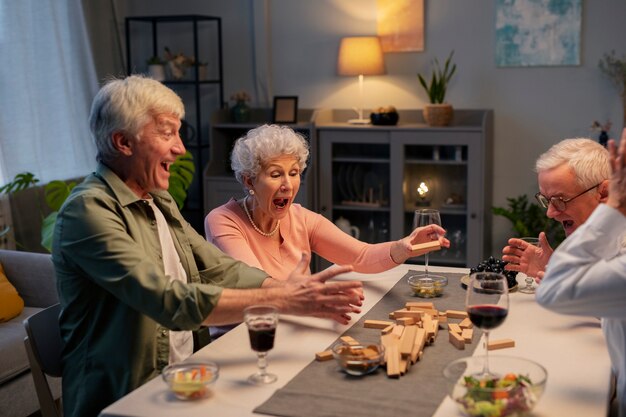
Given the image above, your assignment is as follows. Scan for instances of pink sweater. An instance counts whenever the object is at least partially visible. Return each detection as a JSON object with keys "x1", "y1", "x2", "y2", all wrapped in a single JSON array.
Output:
[{"x1": 205, "y1": 199, "x2": 397, "y2": 280}]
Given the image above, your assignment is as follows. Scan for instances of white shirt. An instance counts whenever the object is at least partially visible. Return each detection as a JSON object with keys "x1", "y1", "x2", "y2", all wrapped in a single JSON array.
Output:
[
  {"x1": 146, "y1": 199, "x2": 194, "y2": 364},
  {"x1": 537, "y1": 204, "x2": 626, "y2": 417}
]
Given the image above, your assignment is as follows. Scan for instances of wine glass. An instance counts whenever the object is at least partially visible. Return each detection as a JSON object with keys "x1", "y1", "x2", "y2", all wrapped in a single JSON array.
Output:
[
  {"x1": 518, "y1": 237, "x2": 541, "y2": 294},
  {"x1": 244, "y1": 305, "x2": 279, "y2": 384},
  {"x1": 412, "y1": 209, "x2": 443, "y2": 279},
  {"x1": 466, "y1": 272, "x2": 509, "y2": 378}
]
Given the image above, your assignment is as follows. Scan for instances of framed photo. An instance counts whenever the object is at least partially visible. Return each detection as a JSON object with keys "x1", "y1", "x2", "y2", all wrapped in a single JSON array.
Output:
[{"x1": 272, "y1": 96, "x2": 298, "y2": 124}]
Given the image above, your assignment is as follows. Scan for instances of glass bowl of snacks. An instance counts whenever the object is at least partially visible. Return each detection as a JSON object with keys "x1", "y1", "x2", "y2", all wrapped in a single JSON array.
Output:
[
  {"x1": 331, "y1": 342, "x2": 384, "y2": 376},
  {"x1": 443, "y1": 355, "x2": 547, "y2": 417},
  {"x1": 162, "y1": 361, "x2": 219, "y2": 400},
  {"x1": 407, "y1": 274, "x2": 448, "y2": 298}
]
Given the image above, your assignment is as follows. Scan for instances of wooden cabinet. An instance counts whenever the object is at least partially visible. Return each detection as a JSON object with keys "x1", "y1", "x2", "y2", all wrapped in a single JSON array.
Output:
[
  {"x1": 203, "y1": 109, "x2": 317, "y2": 214},
  {"x1": 315, "y1": 109, "x2": 493, "y2": 269}
]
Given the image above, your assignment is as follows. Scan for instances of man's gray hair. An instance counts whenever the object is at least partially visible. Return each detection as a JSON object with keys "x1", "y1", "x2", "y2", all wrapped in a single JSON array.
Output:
[{"x1": 535, "y1": 138, "x2": 610, "y2": 188}]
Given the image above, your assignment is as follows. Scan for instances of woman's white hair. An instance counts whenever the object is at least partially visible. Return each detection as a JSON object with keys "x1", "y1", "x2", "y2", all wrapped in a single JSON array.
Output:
[
  {"x1": 89, "y1": 75, "x2": 185, "y2": 163},
  {"x1": 231, "y1": 124, "x2": 309, "y2": 186},
  {"x1": 535, "y1": 138, "x2": 610, "y2": 188}
]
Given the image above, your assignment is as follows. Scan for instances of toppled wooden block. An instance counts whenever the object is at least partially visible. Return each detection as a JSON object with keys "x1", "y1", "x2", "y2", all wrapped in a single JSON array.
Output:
[
  {"x1": 488, "y1": 338, "x2": 515, "y2": 351},
  {"x1": 396, "y1": 317, "x2": 415, "y2": 326},
  {"x1": 405, "y1": 301, "x2": 435, "y2": 310},
  {"x1": 340, "y1": 335, "x2": 360, "y2": 346},
  {"x1": 386, "y1": 343, "x2": 401, "y2": 378},
  {"x1": 391, "y1": 324, "x2": 405, "y2": 339},
  {"x1": 406, "y1": 306, "x2": 439, "y2": 319},
  {"x1": 448, "y1": 323, "x2": 463, "y2": 334},
  {"x1": 393, "y1": 309, "x2": 424, "y2": 321},
  {"x1": 315, "y1": 350, "x2": 334, "y2": 361},
  {"x1": 410, "y1": 327, "x2": 427, "y2": 363},
  {"x1": 459, "y1": 317, "x2": 473, "y2": 329},
  {"x1": 382, "y1": 324, "x2": 394, "y2": 335},
  {"x1": 446, "y1": 310, "x2": 468, "y2": 319},
  {"x1": 410, "y1": 240, "x2": 441, "y2": 252},
  {"x1": 364, "y1": 319, "x2": 394, "y2": 329},
  {"x1": 449, "y1": 331, "x2": 466, "y2": 350},
  {"x1": 461, "y1": 328, "x2": 473, "y2": 343},
  {"x1": 399, "y1": 325, "x2": 418, "y2": 357}
]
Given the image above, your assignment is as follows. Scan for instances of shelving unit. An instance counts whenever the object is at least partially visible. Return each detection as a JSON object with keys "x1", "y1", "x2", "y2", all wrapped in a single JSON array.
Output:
[
  {"x1": 316, "y1": 109, "x2": 493, "y2": 270},
  {"x1": 125, "y1": 15, "x2": 224, "y2": 232},
  {"x1": 204, "y1": 109, "x2": 317, "y2": 214}
]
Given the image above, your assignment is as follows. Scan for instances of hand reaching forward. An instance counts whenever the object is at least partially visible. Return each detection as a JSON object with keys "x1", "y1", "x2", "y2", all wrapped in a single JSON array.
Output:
[
  {"x1": 282, "y1": 253, "x2": 362, "y2": 325},
  {"x1": 502, "y1": 232, "x2": 553, "y2": 280},
  {"x1": 607, "y1": 132, "x2": 626, "y2": 217},
  {"x1": 390, "y1": 224, "x2": 451, "y2": 264}
]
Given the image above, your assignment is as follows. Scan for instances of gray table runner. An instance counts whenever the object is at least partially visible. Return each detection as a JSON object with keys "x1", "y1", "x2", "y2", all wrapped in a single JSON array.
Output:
[{"x1": 254, "y1": 271, "x2": 481, "y2": 417}]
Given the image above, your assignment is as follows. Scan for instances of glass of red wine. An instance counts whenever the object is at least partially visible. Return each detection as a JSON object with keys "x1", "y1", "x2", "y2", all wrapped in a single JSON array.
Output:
[
  {"x1": 466, "y1": 271, "x2": 509, "y2": 378},
  {"x1": 244, "y1": 305, "x2": 279, "y2": 384}
]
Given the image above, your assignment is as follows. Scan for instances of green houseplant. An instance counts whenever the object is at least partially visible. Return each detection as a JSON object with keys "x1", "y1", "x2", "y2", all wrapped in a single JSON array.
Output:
[
  {"x1": 1, "y1": 151, "x2": 195, "y2": 252},
  {"x1": 417, "y1": 51, "x2": 456, "y2": 126},
  {"x1": 492, "y1": 194, "x2": 565, "y2": 246}
]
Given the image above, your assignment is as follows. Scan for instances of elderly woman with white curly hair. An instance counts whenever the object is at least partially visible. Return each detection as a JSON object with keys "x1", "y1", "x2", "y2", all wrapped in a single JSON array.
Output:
[{"x1": 205, "y1": 124, "x2": 449, "y2": 283}]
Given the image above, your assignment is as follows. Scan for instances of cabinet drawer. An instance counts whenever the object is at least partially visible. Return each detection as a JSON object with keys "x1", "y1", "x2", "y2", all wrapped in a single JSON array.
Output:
[{"x1": 320, "y1": 130, "x2": 389, "y2": 144}]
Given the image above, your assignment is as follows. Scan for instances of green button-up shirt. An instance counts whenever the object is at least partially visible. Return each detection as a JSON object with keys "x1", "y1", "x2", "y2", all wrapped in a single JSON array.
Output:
[{"x1": 53, "y1": 164, "x2": 267, "y2": 417}]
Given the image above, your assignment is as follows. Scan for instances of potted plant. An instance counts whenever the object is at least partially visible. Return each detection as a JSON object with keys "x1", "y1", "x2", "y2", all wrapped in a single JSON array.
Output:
[
  {"x1": 146, "y1": 56, "x2": 166, "y2": 81},
  {"x1": 417, "y1": 51, "x2": 456, "y2": 126}
]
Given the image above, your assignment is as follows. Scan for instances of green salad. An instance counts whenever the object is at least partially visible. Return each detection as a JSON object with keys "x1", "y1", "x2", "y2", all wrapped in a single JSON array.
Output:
[{"x1": 455, "y1": 373, "x2": 537, "y2": 417}]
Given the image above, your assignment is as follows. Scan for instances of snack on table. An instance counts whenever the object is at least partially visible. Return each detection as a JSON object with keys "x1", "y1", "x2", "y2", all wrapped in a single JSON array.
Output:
[
  {"x1": 162, "y1": 361, "x2": 219, "y2": 400},
  {"x1": 469, "y1": 256, "x2": 518, "y2": 290}
]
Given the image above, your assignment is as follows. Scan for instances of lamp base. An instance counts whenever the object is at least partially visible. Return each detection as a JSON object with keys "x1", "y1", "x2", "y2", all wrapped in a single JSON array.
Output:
[{"x1": 347, "y1": 118, "x2": 371, "y2": 125}]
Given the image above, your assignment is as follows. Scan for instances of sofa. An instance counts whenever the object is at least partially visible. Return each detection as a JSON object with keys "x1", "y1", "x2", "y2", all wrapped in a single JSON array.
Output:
[{"x1": 0, "y1": 249, "x2": 61, "y2": 417}]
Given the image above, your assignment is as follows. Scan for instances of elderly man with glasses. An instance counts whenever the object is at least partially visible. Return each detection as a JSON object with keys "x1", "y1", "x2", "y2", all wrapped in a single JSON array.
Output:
[{"x1": 502, "y1": 138, "x2": 610, "y2": 280}]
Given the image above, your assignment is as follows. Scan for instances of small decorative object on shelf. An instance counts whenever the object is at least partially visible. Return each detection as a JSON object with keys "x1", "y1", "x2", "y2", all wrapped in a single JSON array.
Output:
[
  {"x1": 370, "y1": 105, "x2": 399, "y2": 125},
  {"x1": 146, "y1": 56, "x2": 166, "y2": 81},
  {"x1": 598, "y1": 50, "x2": 626, "y2": 128},
  {"x1": 591, "y1": 120, "x2": 612, "y2": 147},
  {"x1": 164, "y1": 47, "x2": 195, "y2": 80},
  {"x1": 417, "y1": 51, "x2": 456, "y2": 127},
  {"x1": 230, "y1": 90, "x2": 251, "y2": 123}
]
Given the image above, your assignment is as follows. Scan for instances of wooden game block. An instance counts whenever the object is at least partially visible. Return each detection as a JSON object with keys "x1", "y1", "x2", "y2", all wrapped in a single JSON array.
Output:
[
  {"x1": 380, "y1": 333, "x2": 396, "y2": 364},
  {"x1": 459, "y1": 317, "x2": 473, "y2": 329},
  {"x1": 448, "y1": 323, "x2": 463, "y2": 334},
  {"x1": 396, "y1": 317, "x2": 415, "y2": 326},
  {"x1": 315, "y1": 350, "x2": 334, "y2": 361},
  {"x1": 399, "y1": 325, "x2": 418, "y2": 357},
  {"x1": 400, "y1": 356, "x2": 411, "y2": 375},
  {"x1": 422, "y1": 314, "x2": 434, "y2": 342},
  {"x1": 340, "y1": 335, "x2": 360, "y2": 346},
  {"x1": 364, "y1": 319, "x2": 394, "y2": 329},
  {"x1": 411, "y1": 240, "x2": 441, "y2": 252},
  {"x1": 431, "y1": 319, "x2": 440, "y2": 339},
  {"x1": 381, "y1": 324, "x2": 395, "y2": 335},
  {"x1": 488, "y1": 338, "x2": 515, "y2": 351},
  {"x1": 405, "y1": 301, "x2": 435, "y2": 310},
  {"x1": 438, "y1": 312, "x2": 447, "y2": 323},
  {"x1": 461, "y1": 328, "x2": 473, "y2": 343},
  {"x1": 446, "y1": 310, "x2": 468, "y2": 319},
  {"x1": 391, "y1": 324, "x2": 405, "y2": 339},
  {"x1": 406, "y1": 307, "x2": 439, "y2": 319},
  {"x1": 386, "y1": 344, "x2": 401, "y2": 378},
  {"x1": 449, "y1": 331, "x2": 466, "y2": 350},
  {"x1": 388, "y1": 311, "x2": 395, "y2": 319},
  {"x1": 393, "y1": 309, "x2": 424, "y2": 320},
  {"x1": 410, "y1": 327, "x2": 427, "y2": 363}
]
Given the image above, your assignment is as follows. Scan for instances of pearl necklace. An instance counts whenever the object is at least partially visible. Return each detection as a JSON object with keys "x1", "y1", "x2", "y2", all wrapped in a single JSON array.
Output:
[{"x1": 242, "y1": 196, "x2": 280, "y2": 237}]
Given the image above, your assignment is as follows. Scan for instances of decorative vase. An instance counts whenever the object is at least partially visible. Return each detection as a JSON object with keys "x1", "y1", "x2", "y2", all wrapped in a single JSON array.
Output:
[
  {"x1": 148, "y1": 64, "x2": 166, "y2": 81},
  {"x1": 231, "y1": 101, "x2": 251, "y2": 123},
  {"x1": 423, "y1": 103, "x2": 453, "y2": 127}
]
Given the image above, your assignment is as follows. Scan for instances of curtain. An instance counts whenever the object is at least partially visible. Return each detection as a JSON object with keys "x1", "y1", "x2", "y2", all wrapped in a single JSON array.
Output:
[{"x1": 0, "y1": 0, "x2": 98, "y2": 185}]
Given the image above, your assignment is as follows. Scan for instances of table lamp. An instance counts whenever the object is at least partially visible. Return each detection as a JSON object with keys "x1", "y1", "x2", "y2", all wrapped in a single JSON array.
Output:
[{"x1": 337, "y1": 36, "x2": 386, "y2": 124}]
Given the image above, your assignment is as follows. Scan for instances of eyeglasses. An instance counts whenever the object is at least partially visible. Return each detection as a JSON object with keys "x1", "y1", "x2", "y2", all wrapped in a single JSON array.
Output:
[{"x1": 535, "y1": 183, "x2": 600, "y2": 211}]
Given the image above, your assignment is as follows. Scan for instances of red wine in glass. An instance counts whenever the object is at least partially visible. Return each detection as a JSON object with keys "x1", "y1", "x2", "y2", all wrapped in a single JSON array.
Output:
[
  {"x1": 466, "y1": 272, "x2": 509, "y2": 378},
  {"x1": 248, "y1": 322, "x2": 276, "y2": 352},
  {"x1": 467, "y1": 305, "x2": 508, "y2": 330},
  {"x1": 244, "y1": 305, "x2": 279, "y2": 384}
]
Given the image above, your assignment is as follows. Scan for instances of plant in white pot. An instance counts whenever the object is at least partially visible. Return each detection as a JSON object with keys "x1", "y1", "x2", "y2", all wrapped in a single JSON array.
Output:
[
  {"x1": 417, "y1": 51, "x2": 456, "y2": 126},
  {"x1": 147, "y1": 56, "x2": 166, "y2": 81}
]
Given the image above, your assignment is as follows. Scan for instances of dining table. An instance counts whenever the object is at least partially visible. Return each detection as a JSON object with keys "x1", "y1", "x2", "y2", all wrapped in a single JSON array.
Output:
[{"x1": 99, "y1": 264, "x2": 612, "y2": 417}]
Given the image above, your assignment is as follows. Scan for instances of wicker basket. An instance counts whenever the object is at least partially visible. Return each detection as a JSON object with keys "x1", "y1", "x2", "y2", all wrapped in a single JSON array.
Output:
[{"x1": 423, "y1": 104, "x2": 453, "y2": 126}]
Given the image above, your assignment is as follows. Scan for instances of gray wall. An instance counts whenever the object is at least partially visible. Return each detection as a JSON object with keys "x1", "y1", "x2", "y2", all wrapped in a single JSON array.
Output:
[{"x1": 88, "y1": 0, "x2": 626, "y2": 256}]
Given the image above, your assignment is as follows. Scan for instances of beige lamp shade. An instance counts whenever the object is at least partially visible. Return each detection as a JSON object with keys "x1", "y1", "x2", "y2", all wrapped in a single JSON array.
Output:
[{"x1": 337, "y1": 37, "x2": 386, "y2": 76}]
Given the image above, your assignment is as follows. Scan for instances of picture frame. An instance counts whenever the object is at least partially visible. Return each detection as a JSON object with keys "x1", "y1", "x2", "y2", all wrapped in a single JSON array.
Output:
[{"x1": 272, "y1": 96, "x2": 298, "y2": 124}]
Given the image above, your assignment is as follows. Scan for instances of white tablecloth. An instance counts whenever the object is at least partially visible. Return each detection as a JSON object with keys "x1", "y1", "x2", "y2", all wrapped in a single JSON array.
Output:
[{"x1": 100, "y1": 265, "x2": 611, "y2": 417}]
